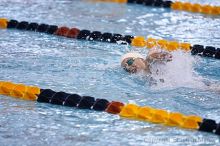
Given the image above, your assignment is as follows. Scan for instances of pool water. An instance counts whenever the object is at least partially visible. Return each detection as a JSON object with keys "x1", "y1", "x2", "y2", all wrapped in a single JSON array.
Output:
[{"x1": 0, "y1": 0, "x2": 220, "y2": 145}]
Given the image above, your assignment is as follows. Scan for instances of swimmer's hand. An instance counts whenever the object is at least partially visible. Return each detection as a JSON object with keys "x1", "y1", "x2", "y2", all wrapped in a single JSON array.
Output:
[
  {"x1": 149, "y1": 52, "x2": 172, "y2": 62},
  {"x1": 147, "y1": 49, "x2": 172, "y2": 62}
]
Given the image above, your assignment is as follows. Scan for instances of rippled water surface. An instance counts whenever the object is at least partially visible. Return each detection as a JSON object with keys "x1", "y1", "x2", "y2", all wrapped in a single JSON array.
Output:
[{"x1": 0, "y1": 0, "x2": 220, "y2": 146}]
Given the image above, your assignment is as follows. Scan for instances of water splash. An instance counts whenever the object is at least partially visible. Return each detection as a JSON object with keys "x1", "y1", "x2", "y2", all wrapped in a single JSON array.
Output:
[{"x1": 149, "y1": 50, "x2": 207, "y2": 90}]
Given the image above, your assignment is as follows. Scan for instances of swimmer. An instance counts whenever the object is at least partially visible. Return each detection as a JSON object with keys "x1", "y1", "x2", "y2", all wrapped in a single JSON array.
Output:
[
  {"x1": 121, "y1": 49, "x2": 172, "y2": 74},
  {"x1": 121, "y1": 49, "x2": 220, "y2": 92}
]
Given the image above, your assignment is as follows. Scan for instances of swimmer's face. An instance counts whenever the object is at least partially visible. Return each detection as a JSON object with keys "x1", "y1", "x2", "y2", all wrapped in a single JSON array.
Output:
[{"x1": 121, "y1": 57, "x2": 146, "y2": 73}]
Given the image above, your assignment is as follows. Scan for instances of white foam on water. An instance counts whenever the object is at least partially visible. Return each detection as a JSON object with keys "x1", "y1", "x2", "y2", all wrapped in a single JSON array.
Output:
[{"x1": 149, "y1": 50, "x2": 207, "y2": 90}]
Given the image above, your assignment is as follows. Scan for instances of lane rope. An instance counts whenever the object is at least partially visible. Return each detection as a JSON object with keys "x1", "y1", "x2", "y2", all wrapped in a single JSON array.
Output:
[
  {"x1": 91, "y1": 0, "x2": 220, "y2": 16},
  {"x1": 0, "y1": 18, "x2": 219, "y2": 60},
  {"x1": 0, "y1": 80, "x2": 220, "y2": 136}
]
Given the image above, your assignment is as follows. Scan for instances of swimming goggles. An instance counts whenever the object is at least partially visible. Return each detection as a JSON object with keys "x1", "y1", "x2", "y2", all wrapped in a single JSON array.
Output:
[
  {"x1": 124, "y1": 58, "x2": 136, "y2": 73},
  {"x1": 126, "y1": 58, "x2": 135, "y2": 66}
]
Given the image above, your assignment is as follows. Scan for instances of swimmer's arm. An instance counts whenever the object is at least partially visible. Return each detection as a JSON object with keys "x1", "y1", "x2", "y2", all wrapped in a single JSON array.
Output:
[{"x1": 143, "y1": 60, "x2": 151, "y2": 74}]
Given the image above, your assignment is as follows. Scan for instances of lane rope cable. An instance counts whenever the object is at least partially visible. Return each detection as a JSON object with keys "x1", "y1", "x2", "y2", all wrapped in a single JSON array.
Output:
[
  {"x1": 91, "y1": 0, "x2": 220, "y2": 16},
  {"x1": 0, "y1": 18, "x2": 219, "y2": 60},
  {"x1": 0, "y1": 80, "x2": 220, "y2": 136}
]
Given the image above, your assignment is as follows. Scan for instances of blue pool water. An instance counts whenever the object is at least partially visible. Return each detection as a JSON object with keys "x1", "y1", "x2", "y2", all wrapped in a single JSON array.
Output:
[{"x1": 0, "y1": 0, "x2": 220, "y2": 145}]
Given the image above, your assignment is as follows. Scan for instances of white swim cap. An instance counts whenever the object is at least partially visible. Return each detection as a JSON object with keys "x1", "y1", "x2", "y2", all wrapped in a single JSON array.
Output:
[{"x1": 120, "y1": 52, "x2": 144, "y2": 63}]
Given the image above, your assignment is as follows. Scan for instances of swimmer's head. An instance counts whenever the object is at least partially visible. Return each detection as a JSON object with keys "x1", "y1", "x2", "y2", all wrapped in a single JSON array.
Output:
[{"x1": 121, "y1": 52, "x2": 146, "y2": 73}]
